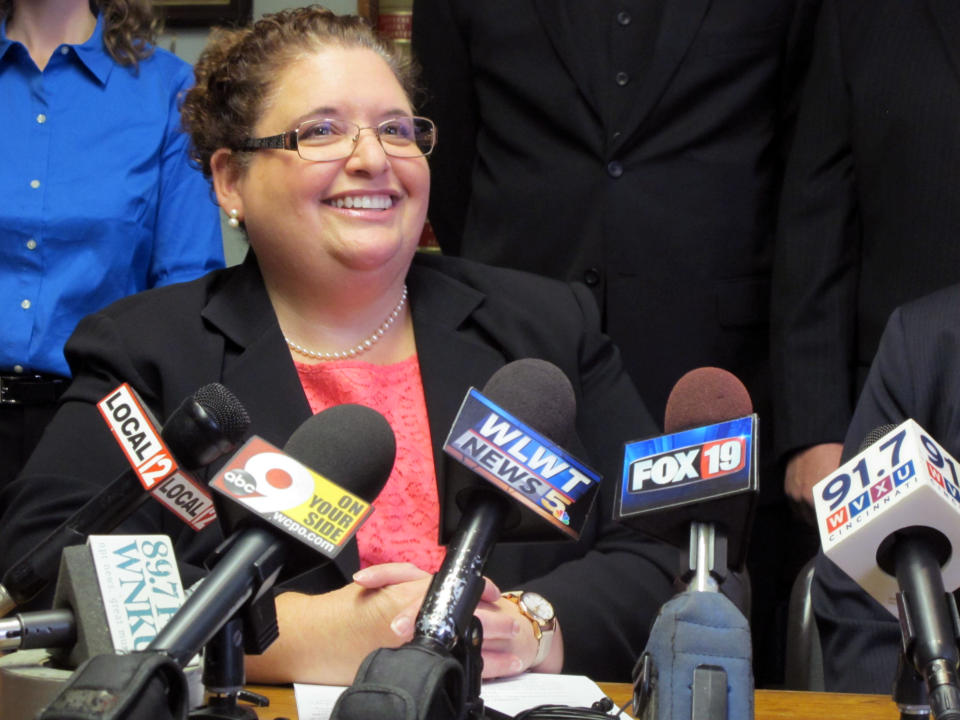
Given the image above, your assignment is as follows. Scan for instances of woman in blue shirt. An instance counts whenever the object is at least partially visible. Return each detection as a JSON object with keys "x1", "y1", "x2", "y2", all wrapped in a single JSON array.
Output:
[{"x1": 0, "y1": 0, "x2": 224, "y2": 497}]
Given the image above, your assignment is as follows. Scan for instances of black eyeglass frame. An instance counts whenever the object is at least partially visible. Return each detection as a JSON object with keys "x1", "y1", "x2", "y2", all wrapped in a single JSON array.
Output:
[{"x1": 237, "y1": 116, "x2": 437, "y2": 161}]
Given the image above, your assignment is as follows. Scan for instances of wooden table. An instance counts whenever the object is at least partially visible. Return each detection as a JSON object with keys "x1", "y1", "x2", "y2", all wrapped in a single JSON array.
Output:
[{"x1": 246, "y1": 683, "x2": 902, "y2": 719}]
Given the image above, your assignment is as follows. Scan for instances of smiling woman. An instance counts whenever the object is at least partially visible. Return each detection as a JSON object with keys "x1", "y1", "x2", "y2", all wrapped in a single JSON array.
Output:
[{"x1": 0, "y1": 5, "x2": 679, "y2": 689}]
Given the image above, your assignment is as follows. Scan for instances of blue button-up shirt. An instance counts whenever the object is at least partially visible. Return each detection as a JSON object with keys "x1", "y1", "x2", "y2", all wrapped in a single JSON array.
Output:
[{"x1": 0, "y1": 15, "x2": 224, "y2": 377}]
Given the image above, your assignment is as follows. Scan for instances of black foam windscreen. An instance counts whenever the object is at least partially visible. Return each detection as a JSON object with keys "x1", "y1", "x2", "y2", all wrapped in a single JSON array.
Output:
[
  {"x1": 284, "y1": 403, "x2": 397, "y2": 503},
  {"x1": 481, "y1": 358, "x2": 576, "y2": 446}
]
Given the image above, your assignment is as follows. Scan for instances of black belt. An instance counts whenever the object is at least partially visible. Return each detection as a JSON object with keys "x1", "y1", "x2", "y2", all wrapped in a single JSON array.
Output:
[{"x1": 0, "y1": 374, "x2": 69, "y2": 406}]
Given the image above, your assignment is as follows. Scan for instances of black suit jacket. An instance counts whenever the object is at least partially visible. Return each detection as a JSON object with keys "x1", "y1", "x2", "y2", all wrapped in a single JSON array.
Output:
[
  {"x1": 412, "y1": 0, "x2": 820, "y2": 451},
  {"x1": 0, "y1": 252, "x2": 677, "y2": 681},
  {"x1": 771, "y1": 0, "x2": 960, "y2": 458},
  {"x1": 813, "y1": 284, "x2": 960, "y2": 692}
]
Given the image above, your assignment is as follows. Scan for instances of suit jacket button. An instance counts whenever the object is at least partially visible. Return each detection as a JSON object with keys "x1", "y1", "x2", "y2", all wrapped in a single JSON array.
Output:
[
  {"x1": 583, "y1": 268, "x2": 602, "y2": 286},
  {"x1": 607, "y1": 161, "x2": 624, "y2": 178}
]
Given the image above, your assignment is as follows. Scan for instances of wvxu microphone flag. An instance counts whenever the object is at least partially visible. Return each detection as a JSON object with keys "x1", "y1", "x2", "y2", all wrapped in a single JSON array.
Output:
[
  {"x1": 813, "y1": 419, "x2": 960, "y2": 614},
  {"x1": 209, "y1": 437, "x2": 374, "y2": 559},
  {"x1": 443, "y1": 388, "x2": 601, "y2": 539},
  {"x1": 617, "y1": 415, "x2": 756, "y2": 517}
]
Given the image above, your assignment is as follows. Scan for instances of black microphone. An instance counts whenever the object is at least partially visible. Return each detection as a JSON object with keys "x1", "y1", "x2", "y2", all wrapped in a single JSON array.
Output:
[
  {"x1": 0, "y1": 383, "x2": 250, "y2": 617},
  {"x1": 0, "y1": 536, "x2": 189, "y2": 667},
  {"x1": 147, "y1": 403, "x2": 396, "y2": 667},
  {"x1": 37, "y1": 404, "x2": 396, "y2": 720},
  {"x1": 416, "y1": 358, "x2": 581, "y2": 650},
  {"x1": 812, "y1": 422, "x2": 960, "y2": 719},
  {"x1": 332, "y1": 359, "x2": 599, "y2": 720}
]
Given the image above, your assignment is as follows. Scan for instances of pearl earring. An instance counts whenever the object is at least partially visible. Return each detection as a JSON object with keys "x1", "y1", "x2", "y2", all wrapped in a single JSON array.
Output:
[{"x1": 227, "y1": 208, "x2": 240, "y2": 228}]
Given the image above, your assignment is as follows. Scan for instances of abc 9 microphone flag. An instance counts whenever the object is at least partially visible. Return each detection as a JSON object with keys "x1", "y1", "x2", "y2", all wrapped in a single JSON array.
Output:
[{"x1": 812, "y1": 419, "x2": 960, "y2": 614}]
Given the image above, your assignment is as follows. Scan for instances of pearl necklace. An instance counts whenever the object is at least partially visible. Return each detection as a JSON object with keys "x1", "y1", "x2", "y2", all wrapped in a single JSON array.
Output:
[{"x1": 283, "y1": 285, "x2": 408, "y2": 361}]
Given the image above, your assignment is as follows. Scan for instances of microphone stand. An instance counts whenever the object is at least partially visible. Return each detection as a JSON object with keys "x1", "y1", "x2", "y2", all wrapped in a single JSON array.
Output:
[
  {"x1": 894, "y1": 650, "x2": 932, "y2": 719},
  {"x1": 190, "y1": 616, "x2": 269, "y2": 719},
  {"x1": 633, "y1": 521, "x2": 746, "y2": 720},
  {"x1": 890, "y1": 531, "x2": 960, "y2": 720},
  {"x1": 332, "y1": 494, "x2": 509, "y2": 720}
]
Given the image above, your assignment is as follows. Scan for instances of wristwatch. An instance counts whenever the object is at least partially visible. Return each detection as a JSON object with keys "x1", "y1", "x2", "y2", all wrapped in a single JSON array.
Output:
[{"x1": 502, "y1": 591, "x2": 557, "y2": 668}]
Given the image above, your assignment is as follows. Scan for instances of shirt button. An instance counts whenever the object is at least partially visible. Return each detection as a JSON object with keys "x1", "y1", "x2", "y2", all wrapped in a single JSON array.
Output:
[
  {"x1": 36, "y1": 113, "x2": 47, "y2": 124},
  {"x1": 583, "y1": 268, "x2": 602, "y2": 286},
  {"x1": 617, "y1": 11, "x2": 632, "y2": 25},
  {"x1": 612, "y1": 131, "x2": 622, "y2": 141},
  {"x1": 13, "y1": 365, "x2": 24, "y2": 374},
  {"x1": 26, "y1": 238, "x2": 37, "y2": 250},
  {"x1": 607, "y1": 161, "x2": 624, "y2": 178},
  {"x1": 616, "y1": 71, "x2": 630, "y2": 86},
  {"x1": 60, "y1": 46, "x2": 69, "y2": 55},
  {"x1": 21, "y1": 299, "x2": 31, "y2": 310},
  {"x1": 29, "y1": 179, "x2": 40, "y2": 189}
]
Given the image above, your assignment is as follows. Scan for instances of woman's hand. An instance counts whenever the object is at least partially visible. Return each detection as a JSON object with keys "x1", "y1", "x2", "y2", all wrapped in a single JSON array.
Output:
[
  {"x1": 475, "y1": 596, "x2": 563, "y2": 677},
  {"x1": 364, "y1": 565, "x2": 564, "y2": 679},
  {"x1": 246, "y1": 563, "x2": 442, "y2": 685}
]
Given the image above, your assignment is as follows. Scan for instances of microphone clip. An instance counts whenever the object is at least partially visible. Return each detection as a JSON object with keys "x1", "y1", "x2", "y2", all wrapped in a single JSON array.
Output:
[{"x1": 331, "y1": 617, "x2": 486, "y2": 720}]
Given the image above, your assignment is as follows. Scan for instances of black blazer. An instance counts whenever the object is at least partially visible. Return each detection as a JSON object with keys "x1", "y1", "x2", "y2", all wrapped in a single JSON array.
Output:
[
  {"x1": 771, "y1": 0, "x2": 960, "y2": 459},
  {"x1": 813, "y1": 284, "x2": 960, "y2": 692},
  {"x1": 412, "y1": 0, "x2": 821, "y2": 449},
  {"x1": 0, "y1": 252, "x2": 677, "y2": 681}
]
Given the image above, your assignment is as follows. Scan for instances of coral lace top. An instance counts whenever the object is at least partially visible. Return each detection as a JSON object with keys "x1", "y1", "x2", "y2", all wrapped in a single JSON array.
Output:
[{"x1": 293, "y1": 356, "x2": 446, "y2": 573}]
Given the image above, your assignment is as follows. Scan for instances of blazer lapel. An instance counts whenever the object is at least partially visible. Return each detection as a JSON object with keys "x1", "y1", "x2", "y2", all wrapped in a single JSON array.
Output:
[
  {"x1": 531, "y1": 0, "x2": 604, "y2": 121},
  {"x1": 926, "y1": 0, "x2": 960, "y2": 86},
  {"x1": 406, "y1": 260, "x2": 508, "y2": 500},
  {"x1": 201, "y1": 254, "x2": 311, "y2": 447},
  {"x1": 617, "y1": 0, "x2": 712, "y2": 150}
]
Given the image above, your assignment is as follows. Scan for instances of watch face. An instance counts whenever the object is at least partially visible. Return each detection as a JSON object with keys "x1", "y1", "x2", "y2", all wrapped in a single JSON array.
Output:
[{"x1": 521, "y1": 592, "x2": 554, "y2": 623}]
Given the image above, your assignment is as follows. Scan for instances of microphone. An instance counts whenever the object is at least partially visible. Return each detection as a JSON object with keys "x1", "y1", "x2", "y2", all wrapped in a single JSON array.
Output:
[
  {"x1": 0, "y1": 383, "x2": 250, "y2": 617},
  {"x1": 148, "y1": 402, "x2": 396, "y2": 667},
  {"x1": 619, "y1": 367, "x2": 757, "y2": 720},
  {"x1": 418, "y1": 358, "x2": 598, "y2": 647},
  {"x1": 0, "y1": 536, "x2": 186, "y2": 667},
  {"x1": 812, "y1": 421, "x2": 960, "y2": 719},
  {"x1": 333, "y1": 359, "x2": 601, "y2": 720},
  {"x1": 0, "y1": 537, "x2": 195, "y2": 720},
  {"x1": 37, "y1": 404, "x2": 396, "y2": 720}
]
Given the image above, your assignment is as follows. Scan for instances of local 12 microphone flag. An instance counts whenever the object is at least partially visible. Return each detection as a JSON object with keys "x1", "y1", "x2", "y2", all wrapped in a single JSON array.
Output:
[
  {"x1": 443, "y1": 387, "x2": 601, "y2": 540},
  {"x1": 209, "y1": 436, "x2": 375, "y2": 560},
  {"x1": 96, "y1": 383, "x2": 218, "y2": 531},
  {"x1": 813, "y1": 419, "x2": 960, "y2": 615}
]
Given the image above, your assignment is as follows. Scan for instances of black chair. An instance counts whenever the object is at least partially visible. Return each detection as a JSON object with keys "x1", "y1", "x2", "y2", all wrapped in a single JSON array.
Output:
[{"x1": 783, "y1": 557, "x2": 824, "y2": 690}]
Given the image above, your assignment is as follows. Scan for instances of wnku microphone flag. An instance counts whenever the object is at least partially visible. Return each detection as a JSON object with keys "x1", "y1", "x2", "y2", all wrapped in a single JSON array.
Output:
[
  {"x1": 443, "y1": 388, "x2": 600, "y2": 540},
  {"x1": 209, "y1": 436, "x2": 374, "y2": 560},
  {"x1": 813, "y1": 418, "x2": 960, "y2": 615}
]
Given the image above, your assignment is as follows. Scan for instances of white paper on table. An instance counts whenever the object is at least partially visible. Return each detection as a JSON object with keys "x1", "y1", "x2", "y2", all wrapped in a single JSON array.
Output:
[{"x1": 293, "y1": 673, "x2": 630, "y2": 720}]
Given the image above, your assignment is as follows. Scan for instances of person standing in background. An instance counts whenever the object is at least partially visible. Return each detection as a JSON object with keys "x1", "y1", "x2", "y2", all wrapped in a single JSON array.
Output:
[
  {"x1": 411, "y1": 0, "x2": 821, "y2": 685},
  {"x1": 771, "y1": 0, "x2": 960, "y2": 510},
  {"x1": 0, "y1": 0, "x2": 224, "y2": 499}
]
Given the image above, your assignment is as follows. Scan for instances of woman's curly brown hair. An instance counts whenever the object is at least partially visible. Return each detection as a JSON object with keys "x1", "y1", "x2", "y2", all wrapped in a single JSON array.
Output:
[
  {"x1": 180, "y1": 5, "x2": 418, "y2": 180},
  {"x1": 0, "y1": 0, "x2": 161, "y2": 67}
]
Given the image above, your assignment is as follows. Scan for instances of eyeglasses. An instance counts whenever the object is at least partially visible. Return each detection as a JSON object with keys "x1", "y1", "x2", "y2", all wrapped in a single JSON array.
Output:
[{"x1": 238, "y1": 116, "x2": 437, "y2": 162}]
